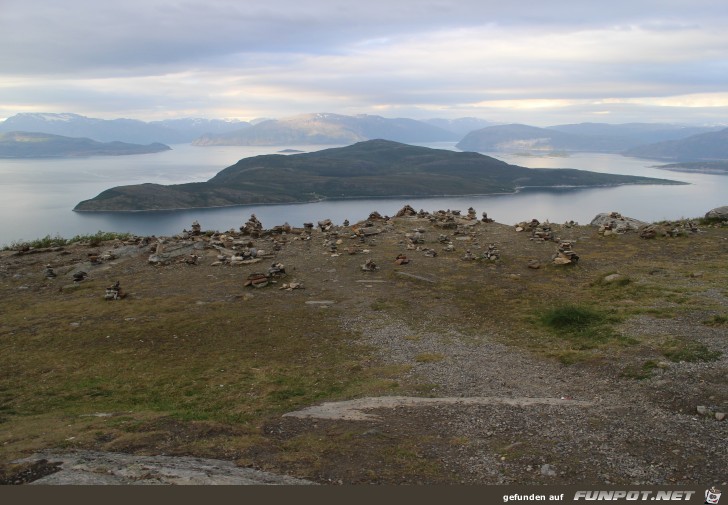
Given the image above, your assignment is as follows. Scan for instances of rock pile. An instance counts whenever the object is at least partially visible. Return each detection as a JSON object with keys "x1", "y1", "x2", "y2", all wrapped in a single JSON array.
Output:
[
  {"x1": 481, "y1": 212, "x2": 494, "y2": 223},
  {"x1": 394, "y1": 254, "x2": 410, "y2": 265},
  {"x1": 531, "y1": 222, "x2": 554, "y2": 242},
  {"x1": 480, "y1": 244, "x2": 500, "y2": 261},
  {"x1": 44, "y1": 264, "x2": 56, "y2": 278},
  {"x1": 396, "y1": 205, "x2": 417, "y2": 217},
  {"x1": 240, "y1": 214, "x2": 263, "y2": 237},
  {"x1": 514, "y1": 219, "x2": 541, "y2": 233},
  {"x1": 361, "y1": 259, "x2": 378, "y2": 271},
  {"x1": 104, "y1": 281, "x2": 125, "y2": 300},
  {"x1": 191, "y1": 220, "x2": 201, "y2": 236},
  {"x1": 591, "y1": 212, "x2": 646, "y2": 235},
  {"x1": 552, "y1": 241, "x2": 579, "y2": 265}
]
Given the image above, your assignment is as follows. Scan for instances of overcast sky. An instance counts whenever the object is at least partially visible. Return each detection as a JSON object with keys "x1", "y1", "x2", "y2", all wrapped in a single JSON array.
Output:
[{"x1": 1, "y1": 0, "x2": 727, "y2": 125}]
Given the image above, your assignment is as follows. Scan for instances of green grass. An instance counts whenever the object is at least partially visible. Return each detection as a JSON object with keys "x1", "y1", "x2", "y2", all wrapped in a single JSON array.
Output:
[
  {"x1": 660, "y1": 339, "x2": 722, "y2": 363},
  {"x1": 3, "y1": 231, "x2": 133, "y2": 250},
  {"x1": 704, "y1": 314, "x2": 728, "y2": 326}
]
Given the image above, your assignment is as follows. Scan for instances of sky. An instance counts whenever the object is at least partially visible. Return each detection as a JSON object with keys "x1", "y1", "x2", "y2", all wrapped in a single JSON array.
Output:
[{"x1": 1, "y1": 0, "x2": 728, "y2": 125}]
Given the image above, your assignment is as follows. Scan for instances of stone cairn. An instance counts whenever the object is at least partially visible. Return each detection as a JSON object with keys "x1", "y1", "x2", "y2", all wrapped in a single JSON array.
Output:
[
  {"x1": 552, "y1": 241, "x2": 579, "y2": 265},
  {"x1": 531, "y1": 221, "x2": 555, "y2": 242},
  {"x1": 639, "y1": 221, "x2": 700, "y2": 239},
  {"x1": 104, "y1": 281, "x2": 125, "y2": 300},
  {"x1": 191, "y1": 220, "x2": 201, "y2": 236},
  {"x1": 240, "y1": 214, "x2": 263, "y2": 237},
  {"x1": 395, "y1": 204, "x2": 417, "y2": 217},
  {"x1": 394, "y1": 254, "x2": 410, "y2": 265},
  {"x1": 44, "y1": 264, "x2": 56, "y2": 278},
  {"x1": 480, "y1": 243, "x2": 500, "y2": 261},
  {"x1": 361, "y1": 258, "x2": 378, "y2": 272},
  {"x1": 481, "y1": 212, "x2": 494, "y2": 223},
  {"x1": 243, "y1": 262, "x2": 286, "y2": 288}
]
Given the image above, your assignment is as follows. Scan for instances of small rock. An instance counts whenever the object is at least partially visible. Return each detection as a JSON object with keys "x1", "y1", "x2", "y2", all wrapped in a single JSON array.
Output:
[
  {"x1": 716, "y1": 412, "x2": 726, "y2": 421},
  {"x1": 540, "y1": 464, "x2": 557, "y2": 477},
  {"x1": 697, "y1": 405, "x2": 708, "y2": 415}
]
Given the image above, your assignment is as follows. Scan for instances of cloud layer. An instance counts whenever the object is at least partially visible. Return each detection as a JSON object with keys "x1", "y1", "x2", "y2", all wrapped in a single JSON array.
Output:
[{"x1": 2, "y1": 0, "x2": 727, "y2": 124}]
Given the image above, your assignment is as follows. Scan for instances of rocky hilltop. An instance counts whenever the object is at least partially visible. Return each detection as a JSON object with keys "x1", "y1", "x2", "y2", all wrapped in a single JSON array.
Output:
[
  {"x1": 74, "y1": 139, "x2": 682, "y2": 211},
  {"x1": 1, "y1": 206, "x2": 726, "y2": 485}
]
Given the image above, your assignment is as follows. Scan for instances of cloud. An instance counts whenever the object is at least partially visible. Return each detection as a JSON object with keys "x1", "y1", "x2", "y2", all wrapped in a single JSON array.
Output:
[{"x1": 1, "y1": 0, "x2": 728, "y2": 123}]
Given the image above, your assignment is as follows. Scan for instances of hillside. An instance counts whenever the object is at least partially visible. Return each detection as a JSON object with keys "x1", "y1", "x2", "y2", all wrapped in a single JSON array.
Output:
[
  {"x1": 0, "y1": 131, "x2": 170, "y2": 158},
  {"x1": 73, "y1": 139, "x2": 681, "y2": 211},
  {"x1": 624, "y1": 128, "x2": 728, "y2": 161},
  {"x1": 1, "y1": 210, "x2": 726, "y2": 484},
  {"x1": 457, "y1": 123, "x2": 722, "y2": 153},
  {"x1": 656, "y1": 161, "x2": 728, "y2": 174},
  {"x1": 192, "y1": 113, "x2": 459, "y2": 146}
]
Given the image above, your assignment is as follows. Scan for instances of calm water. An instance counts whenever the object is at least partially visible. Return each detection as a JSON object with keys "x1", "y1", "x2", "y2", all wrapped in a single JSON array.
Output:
[{"x1": 1, "y1": 142, "x2": 726, "y2": 246}]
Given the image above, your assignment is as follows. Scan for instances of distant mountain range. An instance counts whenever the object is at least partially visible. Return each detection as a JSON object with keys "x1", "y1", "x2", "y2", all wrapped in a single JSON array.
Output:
[
  {"x1": 457, "y1": 123, "x2": 724, "y2": 154},
  {"x1": 0, "y1": 131, "x2": 170, "y2": 158},
  {"x1": 192, "y1": 113, "x2": 461, "y2": 146},
  {"x1": 0, "y1": 113, "x2": 249, "y2": 144},
  {"x1": 74, "y1": 139, "x2": 681, "y2": 212},
  {"x1": 4, "y1": 112, "x2": 726, "y2": 162},
  {"x1": 623, "y1": 127, "x2": 728, "y2": 161}
]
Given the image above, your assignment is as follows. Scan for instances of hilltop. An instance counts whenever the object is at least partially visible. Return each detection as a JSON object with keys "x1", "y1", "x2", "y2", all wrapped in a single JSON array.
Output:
[
  {"x1": 1, "y1": 207, "x2": 726, "y2": 484},
  {"x1": 73, "y1": 139, "x2": 682, "y2": 211}
]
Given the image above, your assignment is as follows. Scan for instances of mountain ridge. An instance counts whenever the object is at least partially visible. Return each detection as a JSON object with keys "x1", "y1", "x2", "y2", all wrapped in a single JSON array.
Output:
[{"x1": 192, "y1": 113, "x2": 460, "y2": 146}]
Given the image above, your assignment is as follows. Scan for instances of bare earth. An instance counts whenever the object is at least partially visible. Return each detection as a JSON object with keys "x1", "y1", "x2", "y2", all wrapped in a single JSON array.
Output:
[{"x1": 1, "y1": 209, "x2": 727, "y2": 485}]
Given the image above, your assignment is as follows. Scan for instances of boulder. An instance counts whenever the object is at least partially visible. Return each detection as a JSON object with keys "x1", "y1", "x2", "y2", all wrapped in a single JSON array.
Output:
[
  {"x1": 590, "y1": 212, "x2": 647, "y2": 233},
  {"x1": 705, "y1": 206, "x2": 728, "y2": 220}
]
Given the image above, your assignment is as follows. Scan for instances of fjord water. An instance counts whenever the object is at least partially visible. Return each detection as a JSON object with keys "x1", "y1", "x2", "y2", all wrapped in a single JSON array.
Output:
[{"x1": 1, "y1": 142, "x2": 726, "y2": 246}]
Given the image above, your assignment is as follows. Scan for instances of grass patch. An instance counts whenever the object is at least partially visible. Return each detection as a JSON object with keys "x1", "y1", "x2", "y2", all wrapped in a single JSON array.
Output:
[
  {"x1": 660, "y1": 339, "x2": 722, "y2": 363},
  {"x1": 621, "y1": 360, "x2": 660, "y2": 380},
  {"x1": 540, "y1": 305, "x2": 606, "y2": 330},
  {"x1": 535, "y1": 305, "x2": 634, "y2": 362},
  {"x1": 414, "y1": 353, "x2": 445, "y2": 363},
  {"x1": 3, "y1": 231, "x2": 133, "y2": 250},
  {"x1": 704, "y1": 314, "x2": 728, "y2": 326}
]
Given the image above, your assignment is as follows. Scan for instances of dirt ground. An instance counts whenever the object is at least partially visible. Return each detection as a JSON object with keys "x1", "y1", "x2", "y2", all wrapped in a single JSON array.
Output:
[{"x1": 1, "y1": 209, "x2": 727, "y2": 485}]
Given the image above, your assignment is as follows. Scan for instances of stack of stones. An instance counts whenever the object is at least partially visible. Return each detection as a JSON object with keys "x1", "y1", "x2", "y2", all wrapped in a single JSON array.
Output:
[
  {"x1": 466, "y1": 207, "x2": 477, "y2": 220},
  {"x1": 240, "y1": 214, "x2": 263, "y2": 237},
  {"x1": 639, "y1": 220, "x2": 700, "y2": 239},
  {"x1": 482, "y1": 212, "x2": 494, "y2": 223},
  {"x1": 405, "y1": 229, "x2": 425, "y2": 250},
  {"x1": 361, "y1": 259, "x2": 378, "y2": 271},
  {"x1": 191, "y1": 220, "x2": 201, "y2": 236},
  {"x1": 552, "y1": 241, "x2": 579, "y2": 265},
  {"x1": 44, "y1": 264, "x2": 56, "y2": 278},
  {"x1": 480, "y1": 244, "x2": 500, "y2": 261},
  {"x1": 396, "y1": 204, "x2": 417, "y2": 217},
  {"x1": 318, "y1": 219, "x2": 333, "y2": 232},
  {"x1": 531, "y1": 222, "x2": 554, "y2": 242},
  {"x1": 515, "y1": 219, "x2": 541, "y2": 233},
  {"x1": 104, "y1": 281, "x2": 125, "y2": 300}
]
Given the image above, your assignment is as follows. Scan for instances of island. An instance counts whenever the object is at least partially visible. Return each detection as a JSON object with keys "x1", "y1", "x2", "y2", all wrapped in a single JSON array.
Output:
[
  {"x1": 0, "y1": 131, "x2": 171, "y2": 158},
  {"x1": 74, "y1": 139, "x2": 684, "y2": 212}
]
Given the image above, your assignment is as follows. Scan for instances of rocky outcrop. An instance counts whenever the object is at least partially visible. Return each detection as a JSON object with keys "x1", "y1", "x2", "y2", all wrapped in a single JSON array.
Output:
[{"x1": 591, "y1": 212, "x2": 647, "y2": 235}]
